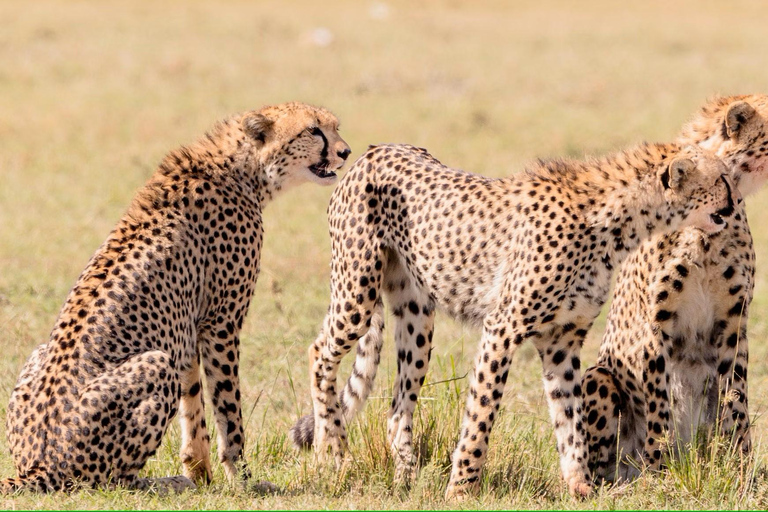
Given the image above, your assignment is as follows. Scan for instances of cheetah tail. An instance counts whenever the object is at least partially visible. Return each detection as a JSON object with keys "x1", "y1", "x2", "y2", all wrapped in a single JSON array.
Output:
[
  {"x1": 289, "y1": 300, "x2": 386, "y2": 450},
  {"x1": 0, "y1": 467, "x2": 56, "y2": 494},
  {"x1": 0, "y1": 478, "x2": 18, "y2": 494},
  {"x1": 288, "y1": 413, "x2": 315, "y2": 449}
]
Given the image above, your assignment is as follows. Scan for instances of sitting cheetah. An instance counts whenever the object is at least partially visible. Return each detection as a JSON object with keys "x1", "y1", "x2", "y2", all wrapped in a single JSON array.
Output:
[
  {"x1": 583, "y1": 95, "x2": 768, "y2": 482},
  {"x1": 290, "y1": 140, "x2": 736, "y2": 498},
  {"x1": 1, "y1": 102, "x2": 350, "y2": 493}
]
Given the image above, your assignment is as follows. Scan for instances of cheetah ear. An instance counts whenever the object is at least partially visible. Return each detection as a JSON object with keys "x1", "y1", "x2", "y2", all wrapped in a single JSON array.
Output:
[
  {"x1": 661, "y1": 158, "x2": 695, "y2": 191},
  {"x1": 725, "y1": 101, "x2": 757, "y2": 139},
  {"x1": 243, "y1": 113, "x2": 274, "y2": 145}
]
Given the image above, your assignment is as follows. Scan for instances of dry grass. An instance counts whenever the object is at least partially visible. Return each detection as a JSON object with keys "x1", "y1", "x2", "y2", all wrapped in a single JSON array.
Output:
[{"x1": 2, "y1": 0, "x2": 768, "y2": 508}]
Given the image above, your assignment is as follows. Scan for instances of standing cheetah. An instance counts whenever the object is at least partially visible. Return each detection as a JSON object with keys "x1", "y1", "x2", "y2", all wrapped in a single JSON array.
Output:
[
  {"x1": 291, "y1": 141, "x2": 736, "y2": 498},
  {"x1": 583, "y1": 95, "x2": 768, "y2": 482},
  {"x1": 2, "y1": 102, "x2": 350, "y2": 493}
]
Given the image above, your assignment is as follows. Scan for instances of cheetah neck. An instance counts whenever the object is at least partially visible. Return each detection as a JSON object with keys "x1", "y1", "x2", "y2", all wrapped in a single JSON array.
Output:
[
  {"x1": 531, "y1": 143, "x2": 688, "y2": 261},
  {"x1": 256, "y1": 161, "x2": 296, "y2": 203},
  {"x1": 590, "y1": 144, "x2": 695, "y2": 260},
  {"x1": 155, "y1": 121, "x2": 278, "y2": 206}
]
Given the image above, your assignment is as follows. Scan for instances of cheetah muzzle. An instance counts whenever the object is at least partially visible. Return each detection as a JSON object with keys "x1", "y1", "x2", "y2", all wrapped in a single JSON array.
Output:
[{"x1": 307, "y1": 126, "x2": 348, "y2": 182}]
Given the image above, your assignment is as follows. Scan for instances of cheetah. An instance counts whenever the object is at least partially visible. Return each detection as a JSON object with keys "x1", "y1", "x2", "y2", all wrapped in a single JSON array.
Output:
[
  {"x1": 583, "y1": 95, "x2": 768, "y2": 483},
  {"x1": 1, "y1": 102, "x2": 350, "y2": 493},
  {"x1": 290, "y1": 140, "x2": 737, "y2": 498}
]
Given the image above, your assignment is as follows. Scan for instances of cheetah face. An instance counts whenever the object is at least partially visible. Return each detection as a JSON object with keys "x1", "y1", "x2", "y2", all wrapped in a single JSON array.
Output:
[
  {"x1": 679, "y1": 95, "x2": 768, "y2": 197},
  {"x1": 301, "y1": 125, "x2": 351, "y2": 184},
  {"x1": 242, "y1": 102, "x2": 351, "y2": 189},
  {"x1": 660, "y1": 153, "x2": 738, "y2": 234}
]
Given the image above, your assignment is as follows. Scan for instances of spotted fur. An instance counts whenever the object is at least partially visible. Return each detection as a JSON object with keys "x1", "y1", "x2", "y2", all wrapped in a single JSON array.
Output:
[
  {"x1": 2, "y1": 102, "x2": 350, "y2": 493},
  {"x1": 583, "y1": 95, "x2": 768, "y2": 483},
  {"x1": 291, "y1": 141, "x2": 736, "y2": 498}
]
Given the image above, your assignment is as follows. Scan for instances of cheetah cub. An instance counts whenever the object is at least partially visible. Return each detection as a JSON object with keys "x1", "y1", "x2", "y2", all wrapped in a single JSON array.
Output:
[
  {"x1": 584, "y1": 95, "x2": 768, "y2": 483},
  {"x1": 2, "y1": 102, "x2": 350, "y2": 493},
  {"x1": 291, "y1": 141, "x2": 736, "y2": 499}
]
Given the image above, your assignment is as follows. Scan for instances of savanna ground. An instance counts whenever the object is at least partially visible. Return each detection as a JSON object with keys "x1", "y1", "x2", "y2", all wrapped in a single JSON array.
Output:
[{"x1": 2, "y1": 0, "x2": 768, "y2": 509}]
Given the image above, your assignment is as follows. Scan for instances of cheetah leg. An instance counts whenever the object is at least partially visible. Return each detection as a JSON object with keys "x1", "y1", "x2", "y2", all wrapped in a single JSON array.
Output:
[
  {"x1": 533, "y1": 324, "x2": 591, "y2": 497},
  {"x1": 77, "y1": 350, "x2": 183, "y2": 489},
  {"x1": 310, "y1": 309, "x2": 376, "y2": 466},
  {"x1": 713, "y1": 298, "x2": 751, "y2": 452},
  {"x1": 178, "y1": 355, "x2": 213, "y2": 485},
  {"x1": 386, "y1": 278, "x2": 435, "y2": 485},
  {"x1": 639, "y1": 338, "x2": 673, "y2": 471},
  {"x1": 7, "y1": 343, "x2": 49, "y2": 471},
  {"x1": 445, "y1": 314, "x2": 518, "y2": 500},
  {"x1": 582, "y1": 365, "x2": 643, "y2": 483},
  {"x1": 309, "y1": 251, "x2": 384, "y2": 467},
  {"x1": 289, "y1": 301, "x2": 384, "y2": 450},
  {"x1": 0, "y1": 466, "x2": 64, "y2": 494},
  {"x1": 583, "y1": 366, "x2": 619, "y2": 483},
  {"x1": 199, "y1": 328, "x2": 247, "y2": 483},
  {"x1": 333, "y1": 301, "x2": 386, "y2": 425}
]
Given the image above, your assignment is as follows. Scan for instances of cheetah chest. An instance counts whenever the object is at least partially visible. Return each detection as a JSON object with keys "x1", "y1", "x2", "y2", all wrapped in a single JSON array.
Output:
[{"x1": 667, "y1": 264, "x2": 719, "y2": 445}]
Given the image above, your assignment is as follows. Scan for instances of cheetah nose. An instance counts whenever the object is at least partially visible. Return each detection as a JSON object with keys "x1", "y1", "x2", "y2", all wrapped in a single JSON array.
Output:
[{"x1": 337, "y1": 148, "x2": 351, "y2": 161}]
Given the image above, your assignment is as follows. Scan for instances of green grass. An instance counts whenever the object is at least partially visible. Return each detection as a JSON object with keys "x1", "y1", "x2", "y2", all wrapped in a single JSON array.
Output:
[{"x1": 3, "y1": 0, "x2": 768, "y2": 508}]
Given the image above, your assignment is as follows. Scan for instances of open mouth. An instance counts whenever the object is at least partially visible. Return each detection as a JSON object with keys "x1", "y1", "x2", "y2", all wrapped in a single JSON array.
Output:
[{"x1": 309, "y1": 160, "x2": 337, "y2": 179}]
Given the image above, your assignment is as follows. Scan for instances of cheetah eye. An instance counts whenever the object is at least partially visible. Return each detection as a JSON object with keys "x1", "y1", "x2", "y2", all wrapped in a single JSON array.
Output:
[{"x1": 309, "y1": 127, "x2": 323, "y2": 137}]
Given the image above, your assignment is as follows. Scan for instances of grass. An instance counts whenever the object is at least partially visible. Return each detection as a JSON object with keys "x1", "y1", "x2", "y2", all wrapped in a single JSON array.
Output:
[{"x1": 2, "y1": 0, "x2": 768, "y2": 508}]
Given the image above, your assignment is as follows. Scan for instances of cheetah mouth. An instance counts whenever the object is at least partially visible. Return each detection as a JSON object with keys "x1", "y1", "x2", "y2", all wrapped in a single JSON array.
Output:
[
  {"x1": 713, "y1": 175, "x2": 736, "y2": 220},
  {"x1": 309, "y1": 160, "x2": 337, "y2": 179}
]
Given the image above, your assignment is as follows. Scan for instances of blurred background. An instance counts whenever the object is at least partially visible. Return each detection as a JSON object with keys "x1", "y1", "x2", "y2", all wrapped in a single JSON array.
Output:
[{"x1": 2, "y1": 0, "x2": 768, "y2": 507}]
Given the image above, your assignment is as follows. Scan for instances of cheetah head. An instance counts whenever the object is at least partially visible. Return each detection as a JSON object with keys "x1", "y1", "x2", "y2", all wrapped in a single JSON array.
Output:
[
  {"x1": 659, "y1": 151, "x2": 738, "y2": 234},
  {"x1": 241, "y1": 102, "x2": 351, "y2": 189},
  {"x1": 678, "y1": 95, "x2": 768, "y2": 197}
]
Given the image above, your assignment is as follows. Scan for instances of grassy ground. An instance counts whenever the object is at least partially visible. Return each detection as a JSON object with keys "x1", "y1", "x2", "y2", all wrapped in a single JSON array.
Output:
[{"x1": 2, "y1": 0, "x2": 768, "y2": 508}]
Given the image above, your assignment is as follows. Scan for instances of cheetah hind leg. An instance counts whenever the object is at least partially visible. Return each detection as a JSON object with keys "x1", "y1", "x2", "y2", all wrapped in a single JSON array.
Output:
[
  {"x1": 6, "y1": 344, "x2": 49, "y2": 465},
  {"x1": 289, "y1": 300, "x2": 385, "y2": 449},
  {"x1": 76, "y1": 350, "x2": 188, "y2": 491},
  {"x1": 3, "y1": 350, "x2": 190, "y2": 494},
  {"x1": 385, "y1": 276, "x2": 435, "y2": 486},
  {"x1": 0, "y1": 473, "x2": 196, "y2": 496}
]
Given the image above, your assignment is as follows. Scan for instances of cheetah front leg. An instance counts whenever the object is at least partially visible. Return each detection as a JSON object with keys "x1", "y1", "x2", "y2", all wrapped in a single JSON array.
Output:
[
  {"x1": 639, "y1": 335, "x2": 673, "y2": 471},
  {"x1": 642, "y1": 265, "x2": 690, "y2": 471},
  {"x1": 178, "y1": 354, "x2": 213, "y2": 484},
  {"x1": 712, "y1": 295, "x2": 751, "y2": 452},
  {"x1": 445, "y1": 313, "x2": 521, "y2": 500},
  {"x1": 582, "y1": 365, "x2": 622, "y2": 483},
  {"x1": 199, "y1": 328, "x2": 247, "y2": 483}
]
